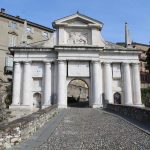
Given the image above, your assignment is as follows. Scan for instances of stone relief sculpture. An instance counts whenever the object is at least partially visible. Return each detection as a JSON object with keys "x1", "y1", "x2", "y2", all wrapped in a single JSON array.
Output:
[{"x1": 67, "y1": 32, "x2": 88, "y2": 45}]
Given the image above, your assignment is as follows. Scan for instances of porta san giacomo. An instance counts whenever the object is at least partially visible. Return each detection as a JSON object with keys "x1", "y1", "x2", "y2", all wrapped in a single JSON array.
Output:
[{"x1": 10, "y1": 12, "x2": 142, "y2": 109}]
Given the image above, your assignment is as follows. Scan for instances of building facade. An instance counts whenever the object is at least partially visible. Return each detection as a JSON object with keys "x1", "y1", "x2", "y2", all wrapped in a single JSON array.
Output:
[
  {"x1": 132, "y1": 43, "x2": 150, "y2": 88},
  {"x1": 117, "y1": 42, "x2": 150, "y2": 88},
  {"x1": 0, "y1": 8, "x2": 54, "y2": 81},
  {"x1": 10, "y1": 13, "x2": 142, "y2": 109}
]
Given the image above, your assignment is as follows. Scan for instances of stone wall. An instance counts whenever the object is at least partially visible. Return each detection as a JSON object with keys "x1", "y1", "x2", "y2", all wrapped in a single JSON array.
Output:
[
  {"x1": 106, "y1": 104, "x2": 150, "y2": 122},
  {"x1": 0, "y1": 105, "x2": 58, "y2": 149},
  {"x1": 0, "y1": 81, "x2": 11, "y2": 106},
  {"x1": 0, "y1": 81, "x2": 12, "y2": 122}
]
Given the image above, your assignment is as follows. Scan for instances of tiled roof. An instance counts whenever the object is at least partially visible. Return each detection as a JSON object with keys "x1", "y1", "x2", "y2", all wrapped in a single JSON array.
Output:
[{"x1": 105, "y1": 41, "x2": 126, "y2": 49}]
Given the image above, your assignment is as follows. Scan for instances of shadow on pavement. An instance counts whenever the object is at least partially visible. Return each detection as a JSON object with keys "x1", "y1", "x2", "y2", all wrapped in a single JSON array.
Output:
[{"x1": 68, "y1": 101, "x2": 89, "y2": 108}]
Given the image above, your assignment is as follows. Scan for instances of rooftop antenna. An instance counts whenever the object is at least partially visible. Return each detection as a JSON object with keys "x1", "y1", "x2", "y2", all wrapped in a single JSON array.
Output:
[{"x1": 125, "y1": 22, "x2": 132, "y2": 48}]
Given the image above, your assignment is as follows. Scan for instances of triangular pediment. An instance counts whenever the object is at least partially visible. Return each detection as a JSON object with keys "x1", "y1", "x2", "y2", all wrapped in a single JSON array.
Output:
[
  {"x1": 52, "y1": 12, "x2": 103, "y2": 29},
  {"x1": 64, "y1": 18, "x2": 90, "y2": 25}
]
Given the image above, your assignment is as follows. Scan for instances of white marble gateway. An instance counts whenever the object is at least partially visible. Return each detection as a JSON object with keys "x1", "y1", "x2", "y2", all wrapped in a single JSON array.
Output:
[{"x1": 10, "y1": 12, "x2": 142, "y2": 109}]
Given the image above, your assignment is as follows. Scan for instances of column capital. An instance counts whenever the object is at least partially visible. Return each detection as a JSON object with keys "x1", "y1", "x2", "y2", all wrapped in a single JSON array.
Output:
[
  {"x1": 131, "y1": 63, "x2": 140, "y2": 66},
  {"x1": 103, "y1": 62, "x2": 112, "y2": 65},
  {"x1": 43, "y1": 60, "x2": 53, "y2": 63},
  {"x1": 23, "y1": 61, "x2": 32, "y2": 64},
  {"x1": 122, "y1": 62, "x2": 130, "y2": 66},
  {"x1": 91, "y1": 60, "x2": 100, "y2": 64},
  {"x1": 57, "y1": 60, "x2": 66, "y2": 64},
  {"x1": 13, "y1": 61, "x2": 21, "y2": 64},
  {"x1": 44, "y1": 61, "x2": 51, "y2": 65}
]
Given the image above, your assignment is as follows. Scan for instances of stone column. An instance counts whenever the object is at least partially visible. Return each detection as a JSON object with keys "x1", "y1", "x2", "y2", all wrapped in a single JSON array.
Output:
[
  {"x1": 22, "y1": 61, "x2": 32, "y2": 106},
  {"x1": 57, "y1": 60, "x2": 67, "y2": 108},
  {"x1": 103, "y1": 62, "x2": 113, "y2": 103},
  {"x1": 12, "y1": 61, "x2": 21, "y2": 105},
  {"x1": 43, "y1": 61, "x2": 51, "y2": 107},
  {"x1": 131, "y1": 63, "x2": 142, "y2": 105},
  {"x1": 122, "y1": 63, "x2": 133, "y2": 105},
  {"x1": 91, "y1": 61, "x2": 102, "y2": 108}
]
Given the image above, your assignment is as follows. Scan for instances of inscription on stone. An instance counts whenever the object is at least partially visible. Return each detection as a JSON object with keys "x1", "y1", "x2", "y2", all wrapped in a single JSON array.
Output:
[
  {"x1": 112, "y1": 64, "x2": 121, "y2": 79},
  {"x1": 32, "y1": 63, "x2": 43, "y2": 77},
  {"x1": 68, "y1": 61, "x2": 89, "y2": 77}
]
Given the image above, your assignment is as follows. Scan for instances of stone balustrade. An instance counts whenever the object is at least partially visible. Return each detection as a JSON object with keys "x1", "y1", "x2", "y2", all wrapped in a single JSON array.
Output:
[{"x1": 0, "y1": 105, "x2": 58, "y2": 149}]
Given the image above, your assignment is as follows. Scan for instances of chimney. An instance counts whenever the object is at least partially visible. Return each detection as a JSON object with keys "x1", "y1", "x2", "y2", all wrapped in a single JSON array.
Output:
[
  {"x1": 16, "y1": 16, "x2": 20, "y2": 18},
  {"x1": 1, "y1": 8, "x2": 5, "y2": 13},
  {"x1": 125, "y1": 22, "x2": 132, "y2": 48}
]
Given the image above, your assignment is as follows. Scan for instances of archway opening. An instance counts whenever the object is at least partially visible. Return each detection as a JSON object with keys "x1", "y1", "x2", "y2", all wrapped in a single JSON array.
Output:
[
  {"x1": 114, "y1": 92, "x2": 121, "y2": 104},
  {"x1": 67, "y1": 79, "x2": 89, "y2": 107},
  {"x1": 33, "y1": 92, "x2": 42, "y2": 109}
]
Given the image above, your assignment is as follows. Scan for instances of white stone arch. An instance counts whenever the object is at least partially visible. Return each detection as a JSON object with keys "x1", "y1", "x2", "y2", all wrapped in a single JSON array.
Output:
[{"x1": 66, "y1": 77, "x2": 90, "y2": 87}]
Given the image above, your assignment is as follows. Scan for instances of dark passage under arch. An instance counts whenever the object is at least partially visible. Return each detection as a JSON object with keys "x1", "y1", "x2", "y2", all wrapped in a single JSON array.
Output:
[{"x1": 67, "y1": 79, "x2": 89, "y2": 107}]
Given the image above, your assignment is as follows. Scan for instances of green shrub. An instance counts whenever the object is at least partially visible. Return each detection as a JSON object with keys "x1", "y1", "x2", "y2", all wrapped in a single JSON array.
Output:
[{"x1": 141, "y1": 88, "x2": 150, "y2": 107}]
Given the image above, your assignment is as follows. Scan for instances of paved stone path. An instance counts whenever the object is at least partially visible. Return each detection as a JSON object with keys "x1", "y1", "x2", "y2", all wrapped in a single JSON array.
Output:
[{"x1": 12, "y1": 108, "x2": 150, "y2": 150}]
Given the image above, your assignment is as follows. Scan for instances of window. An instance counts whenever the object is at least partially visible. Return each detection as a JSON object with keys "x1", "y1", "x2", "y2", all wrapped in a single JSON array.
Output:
[
  {"x1": 27, "y1": 35, "x2": 33, "y2": 44},
  {"x1": 27, "y1": 27, "x2": 31, "y2": 32},
  {"x1": 42, "y1": 32, "x2": 49, "y2": 38},
  {"x1": 4, "y1": 56, "x2": 13, "y2": 75},
  {"x1": 27, "y1": 27, "x2": 34, "y2": 33},
  {"x1": 8, "y1": 33, "x2": 18, "y2": 46},
  {"x1": 9, "y1": 21, "x2": 17, "y2": 29}
]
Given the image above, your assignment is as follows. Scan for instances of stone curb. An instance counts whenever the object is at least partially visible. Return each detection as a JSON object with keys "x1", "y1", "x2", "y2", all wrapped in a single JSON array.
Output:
[{"x1": 10, "y1": 109, "x2": 67, "y2": 150}]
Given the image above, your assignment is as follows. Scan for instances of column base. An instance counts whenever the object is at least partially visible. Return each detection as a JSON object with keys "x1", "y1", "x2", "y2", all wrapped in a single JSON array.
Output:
[
  {"x1": 124, "y1": 103, "x2": 133, "y2": 106},
  {"x1": 133, "y1": 104, "x2": 145, "y2": 108},
  {"x1": 42, "y1": 105, "x2": 51, "y2": 109},
  {"x1": 91, "y1": 104, "x2": 102, "y2": 108},
  {"x1": 9, "y1": 105, "x2": 32, "y2": 110},
  {"x1": 57, "y1": 104, "x2": 67, "y2": 108}
]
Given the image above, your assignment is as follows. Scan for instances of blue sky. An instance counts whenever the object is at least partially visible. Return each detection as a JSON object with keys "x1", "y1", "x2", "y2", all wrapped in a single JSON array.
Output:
[{"x1": 1, "y1": 0, "x2": 150, "y2": 44}]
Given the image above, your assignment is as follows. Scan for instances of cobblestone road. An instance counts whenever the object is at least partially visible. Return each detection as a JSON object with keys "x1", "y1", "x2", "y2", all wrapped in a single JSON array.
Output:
[{"x1": 34, "y1": 108, "x2": 150, "y2": 150}]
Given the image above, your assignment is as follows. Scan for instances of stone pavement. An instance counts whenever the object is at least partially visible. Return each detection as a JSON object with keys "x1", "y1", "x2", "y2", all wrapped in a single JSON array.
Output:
[{"x1": 11, "y1": 108, "x2": 150, "y2": 150}]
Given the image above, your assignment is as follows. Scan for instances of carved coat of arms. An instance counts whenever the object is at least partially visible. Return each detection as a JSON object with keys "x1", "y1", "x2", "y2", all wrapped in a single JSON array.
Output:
[{"x1": 68, "y1": 32, "x2": 88, "y2": 45}]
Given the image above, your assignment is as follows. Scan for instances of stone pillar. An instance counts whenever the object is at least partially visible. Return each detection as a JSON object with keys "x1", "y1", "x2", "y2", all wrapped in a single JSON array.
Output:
[
  {"x1": 122, "y1": 63, "x2": 133, "y2": 105},
  {"x1": 43, "y1": 61, "x2": 51, "y2": 107},
  {"x1": 91, "y1": 61, "x2": 102, "y2": 108},
  {"x1": 103, "y1": 62, "x2": 113, "y2": 103},
  {"x1": 58, "y1": 27, "x2": 65, "y2": 45},
  {"x1": 57, "y1": 60, "x2": 67, "y2": 108},
  {"x1": 22, "y1": 61, "x2": 32, "y2": 106},
  {"x1": 131, "y1": 63, "x2": 142, "y2": 105},
  {"x1": 12, "y1": 61, "x2": 21, "y2": 105}
]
